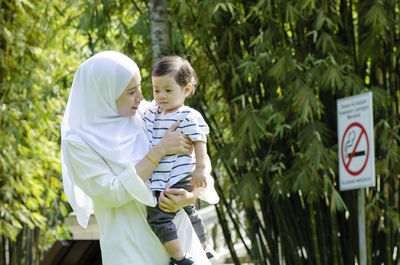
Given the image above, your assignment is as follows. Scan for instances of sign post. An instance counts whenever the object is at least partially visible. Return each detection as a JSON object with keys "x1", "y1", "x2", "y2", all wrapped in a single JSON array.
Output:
[{"x1": 337, "y1": 92, "x2": 375, "y2": 265}]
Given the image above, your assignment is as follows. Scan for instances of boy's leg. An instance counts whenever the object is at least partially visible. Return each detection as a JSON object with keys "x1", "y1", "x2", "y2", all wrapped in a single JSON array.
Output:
[
  {"x1": 147, "y1": 192, "x2": 184, "y2": 260},
  {"x1": 183, "y1": 204, "x2": 207, "y2": 245},
  {"x1": 178, "y1": 180, "x2": 219, "y2": 262},
  {"x1": 164, "y1": 239, "x2": 185, "y2": 261},
  {"x1": 174, "y1": 176, "x2": 207, "y2": 245}
]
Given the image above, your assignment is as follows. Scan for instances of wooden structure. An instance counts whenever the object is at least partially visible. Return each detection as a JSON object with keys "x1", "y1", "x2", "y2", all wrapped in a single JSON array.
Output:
[{"x1": 39, "y1": 240, "x2": 101, "y2": 265}]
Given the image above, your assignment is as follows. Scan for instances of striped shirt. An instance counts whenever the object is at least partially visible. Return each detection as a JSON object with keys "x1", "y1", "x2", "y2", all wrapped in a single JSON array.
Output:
[{"x1": 144, "y1": 105, "x2": 209, "y2": 191}]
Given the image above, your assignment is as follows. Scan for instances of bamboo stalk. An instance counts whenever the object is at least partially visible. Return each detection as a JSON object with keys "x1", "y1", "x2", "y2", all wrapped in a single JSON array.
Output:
[
  {"x1": 10, "y1": 240, "x2": 17, "y2": 265},
  {"x1": 259, "y1": 198, "x2": 279, "y2": 264},
  {"x1": 0, "y1": 236, "x2": 5, "y2": 265},
  {"x1": 256, "y1": 227, "x2": 268, "y2": 264},
  {"x1": 331, "y1": 214, "x2": 343, "y2": 265},
  {"x1": 213, "y1": 171, "x2": 252, "y2": 257},
  {"x1": 214, "y1": 204, "x2": 241, "y2": 265},
  {"x1": 316, "y1": 204, "x2": 328, "y2": 265},
  {"x1": 309, "y1": 204, "x2": 322, "y2": 265},
  {"x1": 26, "y1": 228, "x2": 32, "y2": 265},
  {"x1": 245, "y1": 207, "x2": 266, "y2": 263},
  {"x1": 274, "y1": 198, "x2": 305, "y2": 264},
  {"x1": 16, "y1": 230, "x2": 22, "y2": 265}
]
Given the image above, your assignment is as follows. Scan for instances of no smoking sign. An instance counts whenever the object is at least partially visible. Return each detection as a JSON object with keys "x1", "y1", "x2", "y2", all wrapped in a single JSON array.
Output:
[
  {"x1": 341, "y1": 122, "x2": 369, "y2": 176},
  {"x1": 337, "y1": 92, "x2": 375, "y2": 191}
]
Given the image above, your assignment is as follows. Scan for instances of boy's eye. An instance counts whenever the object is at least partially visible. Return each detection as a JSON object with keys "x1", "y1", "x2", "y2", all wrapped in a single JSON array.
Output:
[
  {"x1": 129, "y1": 90, "x2": 136, "y2": 95},
  {"x1": 166, "y1": 89, "x2": 172, "y2": 92}
]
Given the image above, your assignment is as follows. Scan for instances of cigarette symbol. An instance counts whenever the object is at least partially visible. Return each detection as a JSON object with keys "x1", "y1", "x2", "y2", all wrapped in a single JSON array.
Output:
[
  {"x1": 344, "y1": 130, "x2": 366, "y2": 159},
  {"x1": 345, "y1": 151, "x2": 365, "y2": 158},
  {"x1": 344, "y1": 130, "x2": 356, "y2": 154}
]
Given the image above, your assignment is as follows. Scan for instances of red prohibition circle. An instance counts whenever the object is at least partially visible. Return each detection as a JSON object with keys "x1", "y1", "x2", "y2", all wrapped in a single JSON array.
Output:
[{"x1": 340, "y1": 122, "x2": 369, "y2": 176}]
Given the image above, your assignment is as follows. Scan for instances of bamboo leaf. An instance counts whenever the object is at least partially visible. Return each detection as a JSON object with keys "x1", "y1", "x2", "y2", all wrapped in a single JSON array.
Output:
[
  {"x1": 364, "y1": 3, "x2": 389, "y2": 36},
  {"x1": 237, "y1": 173, "x2": 261, "y2": 208},
  {"x1": 0, "y1": 220, "x2": 21, "y2": 241}
]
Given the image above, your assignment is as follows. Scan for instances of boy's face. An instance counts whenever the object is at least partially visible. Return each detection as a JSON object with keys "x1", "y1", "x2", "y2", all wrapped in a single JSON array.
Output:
[
  {"x1": 152, "y1": 75, "x2": 192, "y2": 114},
  {"x1": 115, "y1": 73, "x2": 143, "y2": 117}
]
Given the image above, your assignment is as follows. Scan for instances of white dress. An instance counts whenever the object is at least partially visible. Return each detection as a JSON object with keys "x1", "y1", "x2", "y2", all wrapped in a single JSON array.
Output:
[{"x1": 63, "y1": 133, "x2": 211, "y2": 265}]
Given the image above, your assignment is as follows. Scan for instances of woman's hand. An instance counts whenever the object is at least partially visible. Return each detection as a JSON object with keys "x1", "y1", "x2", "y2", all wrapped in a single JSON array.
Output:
[
  {"x1": 138, "y1": 122, "x2": 192, "y2": 182},
  {"x1": 158, "y1": 187, "x2": 198, "y2": 213},
  {"x1": 155, "y1": 121, "x2": 192, "y2": 156}
]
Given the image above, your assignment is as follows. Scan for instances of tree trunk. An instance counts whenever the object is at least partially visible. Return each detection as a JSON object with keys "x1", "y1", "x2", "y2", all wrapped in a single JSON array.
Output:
[{"x1": 149, "y1": 0, "x2": 170, "y2": 63}]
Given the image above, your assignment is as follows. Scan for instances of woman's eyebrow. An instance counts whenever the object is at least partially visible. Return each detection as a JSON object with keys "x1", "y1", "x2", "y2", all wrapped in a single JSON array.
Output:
[{"x1": 127, "y1": 85, "x2": 138, "y2": 92}]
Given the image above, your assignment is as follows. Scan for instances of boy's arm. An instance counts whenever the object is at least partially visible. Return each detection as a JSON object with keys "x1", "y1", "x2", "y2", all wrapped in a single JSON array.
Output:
[
  {"x1": 191, "y1": 141, "x2": 209, "y2": 187},
  {"x1": 194, "y1": 141, "x2": 208, "y2": 169}
]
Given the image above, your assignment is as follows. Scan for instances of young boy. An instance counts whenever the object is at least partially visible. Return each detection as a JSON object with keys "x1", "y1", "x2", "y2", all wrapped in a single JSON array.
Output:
[{"x1": 144, "y1": 56, "x2": 218, "y2": 265}]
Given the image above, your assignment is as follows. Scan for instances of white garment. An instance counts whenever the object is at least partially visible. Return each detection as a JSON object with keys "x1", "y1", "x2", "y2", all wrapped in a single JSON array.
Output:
[
  {"x1": 61, "y1": 51, "x2": 150, "y2": 228},
  {"x1": 63, "y1": 134, "x2": 210, "y2": 265},
  {"x1": 61, "y1": 51, "x2": 210, "y2": 264}
]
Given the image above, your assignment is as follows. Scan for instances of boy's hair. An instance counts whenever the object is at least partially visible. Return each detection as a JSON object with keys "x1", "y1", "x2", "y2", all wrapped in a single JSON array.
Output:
[{"x1": 152, "y1": 56, "x2": 198, "y2": 97}]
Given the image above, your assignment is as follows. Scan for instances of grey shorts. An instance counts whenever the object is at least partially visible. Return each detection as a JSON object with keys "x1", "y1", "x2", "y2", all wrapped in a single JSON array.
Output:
[{"x1": 147, "y1": 176, "x2": 207, "y2": 243}]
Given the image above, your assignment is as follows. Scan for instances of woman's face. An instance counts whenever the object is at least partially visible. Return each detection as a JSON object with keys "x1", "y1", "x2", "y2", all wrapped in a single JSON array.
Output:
[{"x1": 116, "y1": 73, "x2": 143, "y2": 117}]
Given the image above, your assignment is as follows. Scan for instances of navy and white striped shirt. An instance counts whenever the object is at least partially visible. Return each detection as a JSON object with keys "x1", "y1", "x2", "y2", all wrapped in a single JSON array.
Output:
[{"x1": 144, "y1": 105, "x2": 210, "y2": 191}]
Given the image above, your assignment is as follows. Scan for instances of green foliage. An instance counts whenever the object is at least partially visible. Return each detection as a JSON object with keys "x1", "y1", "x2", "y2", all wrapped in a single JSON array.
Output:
[
  {"x1": 166, "y1": 0, "x2": 400, "y2": 264},
  {"x1": 0, "y1": 0, "x2": 86, "y2": 263},
  {"x1": 2, "y1": 0, "x2": 399, "y2": 264}
]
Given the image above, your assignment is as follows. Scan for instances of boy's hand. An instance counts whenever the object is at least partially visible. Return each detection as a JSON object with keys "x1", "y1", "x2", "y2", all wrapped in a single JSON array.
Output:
[{"x1": 190, "y1": 167, "x2": 207, "y2": 188}]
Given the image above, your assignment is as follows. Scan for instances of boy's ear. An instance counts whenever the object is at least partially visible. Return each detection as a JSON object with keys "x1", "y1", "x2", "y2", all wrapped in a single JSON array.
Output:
[{"x1": 184, "y1": 83, "x2": 193, "y2": 96}]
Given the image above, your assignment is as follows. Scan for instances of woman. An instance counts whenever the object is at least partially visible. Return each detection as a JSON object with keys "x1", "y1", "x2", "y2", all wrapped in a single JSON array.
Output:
[{"x1": 61, "y1": 51, "x2": 211, "y2": 264}]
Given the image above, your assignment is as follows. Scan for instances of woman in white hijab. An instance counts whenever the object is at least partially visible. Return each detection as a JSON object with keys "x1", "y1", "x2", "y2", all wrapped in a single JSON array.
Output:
[{"x1": 61, "y1": 51, "x2": 212, "y2": 264}]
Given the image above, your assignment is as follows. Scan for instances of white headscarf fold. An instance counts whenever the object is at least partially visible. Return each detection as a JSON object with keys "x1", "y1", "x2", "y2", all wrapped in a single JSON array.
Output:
[{"x1": 61, "y1": 51, "x2": 149, "y2": 227}]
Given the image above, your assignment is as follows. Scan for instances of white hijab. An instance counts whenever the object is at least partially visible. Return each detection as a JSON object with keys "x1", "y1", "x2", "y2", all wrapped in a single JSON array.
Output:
[{"x1": 61, "y1": 51, "x2": 150, "y2": 227}]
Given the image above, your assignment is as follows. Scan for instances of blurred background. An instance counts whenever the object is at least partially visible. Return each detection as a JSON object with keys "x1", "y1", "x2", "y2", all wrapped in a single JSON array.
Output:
[{"x1": 0, "y1": 0, "x2": 399, "y2": 264}]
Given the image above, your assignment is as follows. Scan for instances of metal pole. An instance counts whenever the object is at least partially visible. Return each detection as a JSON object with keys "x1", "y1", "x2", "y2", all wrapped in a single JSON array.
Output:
[{"x1": 358, "y1": 188, "x2": 367, "y2": 265}]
